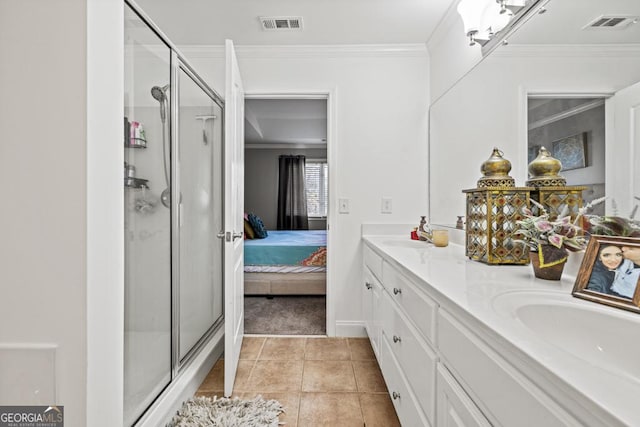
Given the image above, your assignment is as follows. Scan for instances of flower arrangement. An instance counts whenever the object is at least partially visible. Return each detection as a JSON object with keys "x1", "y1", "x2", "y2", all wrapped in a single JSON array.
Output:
[{"x1": 515, "y1": 199, "x2": 587, "y2": 253}]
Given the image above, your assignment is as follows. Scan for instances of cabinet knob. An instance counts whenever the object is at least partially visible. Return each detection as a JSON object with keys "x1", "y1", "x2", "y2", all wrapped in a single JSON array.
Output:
[
  {"x1": 365, "y1": 282, "x2": 372, "y2": 290},
  {"x1": 392, "y1": 391, "x2": 401, "y2": 400},
  {"x1": 393, "y1": 335, "x2": 401, "y2": 343},
  {"x1": 393, "y1": 287, "x2": 402, "y2": 295}
]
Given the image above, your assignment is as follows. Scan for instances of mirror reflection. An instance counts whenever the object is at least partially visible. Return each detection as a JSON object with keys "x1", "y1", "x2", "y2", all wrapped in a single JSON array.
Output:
[{"x1": 429, "y1": 0, "x2": 640, "y2": 226}]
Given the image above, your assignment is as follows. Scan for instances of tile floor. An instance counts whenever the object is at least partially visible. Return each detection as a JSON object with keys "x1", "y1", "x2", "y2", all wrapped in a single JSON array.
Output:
[{"x1": 196, "y1": 336, "x2": 401, "y2": 426}]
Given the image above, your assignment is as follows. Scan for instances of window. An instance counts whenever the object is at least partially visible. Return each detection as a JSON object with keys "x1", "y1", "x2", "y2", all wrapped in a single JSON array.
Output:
[{"x1": 305, "y1": 160, "x2": 328, "y2": 217}]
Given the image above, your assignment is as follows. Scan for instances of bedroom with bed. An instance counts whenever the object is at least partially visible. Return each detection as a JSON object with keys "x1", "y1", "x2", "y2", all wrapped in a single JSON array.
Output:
[{"x1": 243, "y1": 98, "x2": 328, "y2": 335}]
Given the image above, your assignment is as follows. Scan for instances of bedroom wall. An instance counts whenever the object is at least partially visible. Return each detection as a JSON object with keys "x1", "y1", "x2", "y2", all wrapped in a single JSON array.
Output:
[
  {"x1": 183, "y1": 45, "x2": 430, "y2": 335},
  {"x1": 245, "y1": 147, "x2": 327, "y2": 231}
]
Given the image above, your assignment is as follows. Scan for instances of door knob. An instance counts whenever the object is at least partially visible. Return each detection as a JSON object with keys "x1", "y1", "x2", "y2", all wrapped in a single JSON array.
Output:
[
  {"x1": 232, "y1": 231, "x2": 244, "y2": 240},
  {"x1": 393, "y1": 287, "x2": 402, "y2": 295}
]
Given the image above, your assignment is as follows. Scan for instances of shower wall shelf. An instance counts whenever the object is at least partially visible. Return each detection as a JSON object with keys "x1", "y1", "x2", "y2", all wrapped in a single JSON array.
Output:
[
  {"x1": 125, "y1": 177, "x2": 149, "y2": 189},
  {"x1": 126, "y1": 138, "x2": 147, "y2": 148}
]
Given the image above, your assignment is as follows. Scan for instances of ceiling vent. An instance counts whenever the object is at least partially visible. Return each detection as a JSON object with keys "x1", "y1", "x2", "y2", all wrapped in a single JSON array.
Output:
[
  {"x1": 259, "y1": 16, "x2": 303, "y2": 31},
  {"x1": 584, "y1": 15, "x2": 638, "y2": 30}
]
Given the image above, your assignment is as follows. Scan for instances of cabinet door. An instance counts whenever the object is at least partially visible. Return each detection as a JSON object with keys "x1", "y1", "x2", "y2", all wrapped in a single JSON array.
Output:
[
  {"x1": 363, "y1": 267, "x2": 381, "y2": 357},
  {"x1": 437, "y1": 363, "x2": 491, "y2": 427}
]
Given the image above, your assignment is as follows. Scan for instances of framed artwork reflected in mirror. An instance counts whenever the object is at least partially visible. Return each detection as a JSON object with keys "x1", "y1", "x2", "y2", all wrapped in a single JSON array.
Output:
[{"x1": 573, "y1": 235, "x2": 640, "y2": 314}]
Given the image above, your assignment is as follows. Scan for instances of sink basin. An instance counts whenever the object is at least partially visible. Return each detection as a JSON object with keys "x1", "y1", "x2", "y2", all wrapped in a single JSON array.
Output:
[{"x1": 492, "y1": 291, "x2": 640, "y2": 384}]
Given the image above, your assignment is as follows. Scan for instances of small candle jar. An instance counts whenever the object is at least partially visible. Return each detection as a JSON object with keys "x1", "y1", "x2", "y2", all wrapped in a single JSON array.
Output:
[{"x1": 432, "y1": 230, "x2": 449, "y2": 247}]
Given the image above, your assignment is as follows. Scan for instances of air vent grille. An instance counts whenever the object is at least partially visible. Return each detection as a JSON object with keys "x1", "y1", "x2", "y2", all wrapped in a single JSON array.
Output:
[
  {"x1": 585, "y1": 15, "x2": 638, "y2": 30},
  {"x1": 259, "y1": 16, "x2": 303, "y2": 31}
]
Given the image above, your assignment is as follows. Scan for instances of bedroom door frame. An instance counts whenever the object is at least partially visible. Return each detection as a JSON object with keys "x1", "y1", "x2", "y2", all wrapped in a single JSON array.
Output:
[{"x1": 244, "y1": 90, "x2": 337, "y2": 336}]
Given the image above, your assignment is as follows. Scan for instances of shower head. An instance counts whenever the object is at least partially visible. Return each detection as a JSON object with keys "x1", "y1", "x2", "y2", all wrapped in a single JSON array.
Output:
[
  {"x1": 151, "y1": 84, "x2": 169, "y2": 102},
  {"x1": 151, "y1": 84, "x2": 169, "y2": 122}
]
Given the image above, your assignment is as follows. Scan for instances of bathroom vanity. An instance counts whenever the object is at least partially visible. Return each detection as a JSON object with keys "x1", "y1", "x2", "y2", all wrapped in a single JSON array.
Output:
[{"x1": 362, "y1": 229, "x2": 639, "y2": 427}]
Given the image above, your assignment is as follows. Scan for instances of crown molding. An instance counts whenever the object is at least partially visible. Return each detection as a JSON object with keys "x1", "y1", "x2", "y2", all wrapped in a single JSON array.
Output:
[
  {"x1": 178, "y1": 43, "x2": 428, "y2": 60},
  {"x1": 494, "y1": 44, "x2": 640, "y2": 58}
]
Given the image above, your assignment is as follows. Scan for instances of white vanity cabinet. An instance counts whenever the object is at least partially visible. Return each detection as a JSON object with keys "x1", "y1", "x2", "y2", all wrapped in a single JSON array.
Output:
[
  {"x1": 362, "y1": 238, "x2": 592, "y2": 427},
  {"x1": 437, "y1": 309, "x2": 581, "y2": 427},
  {"x1": 363, "y1": 244, "x2": 438, "y2": 426}
]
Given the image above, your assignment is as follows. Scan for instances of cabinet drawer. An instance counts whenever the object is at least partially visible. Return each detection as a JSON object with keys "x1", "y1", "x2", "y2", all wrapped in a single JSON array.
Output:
[
  {"x1": 382, "y1": 264, "x2": 437, "y2": 345},
  {"x1": 381, "y1": 291, "x2": 437, "y2": 424},
  {"x1": 379, "y1": 336, "x2": 431, "y2": 427},
  {"x1": 438, "y1": 310, "x2": 580, "y2": 427},
  {"x1": 364, "y1": 244, "x2": 383, "y2": 281},
  {"x1": 437, "y1": 363, "x2": 491, "y2": 427}
]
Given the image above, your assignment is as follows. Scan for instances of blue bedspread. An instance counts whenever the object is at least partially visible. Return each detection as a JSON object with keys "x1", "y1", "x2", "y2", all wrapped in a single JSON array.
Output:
[{"x1": 244, "y1": 230, "x2": 326, "y2": 266}]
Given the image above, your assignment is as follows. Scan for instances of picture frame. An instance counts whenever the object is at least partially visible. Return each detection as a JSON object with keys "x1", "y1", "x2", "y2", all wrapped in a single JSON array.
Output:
[
  {"x1": 572, "y1": 235, "x2": 640, "y2": 314},
  {"x1": 551, "y1": 132, "x2": 587, "y2": 171}
]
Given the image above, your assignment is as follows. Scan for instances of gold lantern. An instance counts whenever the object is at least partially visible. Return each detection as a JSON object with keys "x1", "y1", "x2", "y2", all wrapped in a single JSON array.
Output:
[
  {"x1": 463, "y1": 148, "x2": 531, "y2": 265},
  {"x1": 526, "y1": 147, "x2": 586, "y2": 221}
]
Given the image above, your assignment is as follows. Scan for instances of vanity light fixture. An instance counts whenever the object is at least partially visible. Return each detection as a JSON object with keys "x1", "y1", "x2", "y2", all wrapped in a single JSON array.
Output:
[{"x1": 457, "y1": 0, "x2": 530, "y2": 46}]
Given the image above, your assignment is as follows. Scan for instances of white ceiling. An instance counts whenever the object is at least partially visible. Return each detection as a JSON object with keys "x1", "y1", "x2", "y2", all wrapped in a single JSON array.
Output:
[
  {"x1": 510, "y1": 0, "x2": 640, "y2": 45},
  {"x1": 133, "y1": 0, "x2": 457, "y2": 46},
  {"x1": 133, "y1": 0, "x2": 456, "y2": 146},
  {"x1": 245, "y1": 99, "x2": 327, "y2": 146}
]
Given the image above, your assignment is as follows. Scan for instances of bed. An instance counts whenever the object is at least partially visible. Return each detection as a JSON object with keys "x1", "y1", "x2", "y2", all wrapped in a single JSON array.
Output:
[{"x1": 244, "y1": 230, "x2": 326, "y2": 296}]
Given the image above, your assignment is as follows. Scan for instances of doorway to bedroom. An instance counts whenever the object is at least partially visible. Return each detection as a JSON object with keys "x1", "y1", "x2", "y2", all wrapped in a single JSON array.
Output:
[{"x1": 243, "y1": 96, "x2": 329, "y2": 335}]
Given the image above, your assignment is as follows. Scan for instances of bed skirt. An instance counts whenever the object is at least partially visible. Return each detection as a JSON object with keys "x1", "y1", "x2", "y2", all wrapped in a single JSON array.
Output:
[{"x1": 244, "y1": 272, "x2": 326, "y2": 296}]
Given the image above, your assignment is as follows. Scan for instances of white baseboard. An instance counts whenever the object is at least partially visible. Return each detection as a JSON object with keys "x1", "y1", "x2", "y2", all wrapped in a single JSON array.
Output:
[
  {"x1": 334, "y1": 321, "x2": 367, "y2": 337},
  {"x1": 135, "y1": 327, "x2": 224, "y2": 427}
]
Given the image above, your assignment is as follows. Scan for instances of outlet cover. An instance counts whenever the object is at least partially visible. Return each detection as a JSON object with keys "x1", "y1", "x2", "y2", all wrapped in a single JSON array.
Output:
[
  {"x1": 381, "y1": 198, "x2": 392, "y2": 214},
  {"x1": 339, "y1": 198, "x2": 350, "y2": 214}
]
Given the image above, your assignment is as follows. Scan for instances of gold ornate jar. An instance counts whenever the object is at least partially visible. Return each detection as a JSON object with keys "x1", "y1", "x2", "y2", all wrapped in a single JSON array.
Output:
[
  {"x1": 462, "y1": 148, "x2": 531, "y2": 265},
  {"x1": 478, "y1": 147, "x2": 515, "y2": 188},
  {"x1": 526, "y1": 146, "x2": 585, "y2": 221},
  {"x1": 526, "y1": 146, "x2": 566, "y2": 187}
]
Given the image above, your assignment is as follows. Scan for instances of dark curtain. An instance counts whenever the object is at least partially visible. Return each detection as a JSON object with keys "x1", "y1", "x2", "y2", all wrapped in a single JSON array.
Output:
[{"x1": 277, "y1": 155, "x2": 309, "y2": 230}]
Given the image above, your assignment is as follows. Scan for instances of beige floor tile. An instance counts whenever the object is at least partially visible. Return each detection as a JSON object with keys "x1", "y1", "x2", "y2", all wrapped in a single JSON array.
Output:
[
  {"x1": 353, "y1": 360, "x2": 387, "y2": 392},
  {"x1": 240, "y1": 337, "x2": 265, "y2": 360},
  {"x1": 298, "y1": 392, "x2": 364, "y2": 427},
  {"x1": 360, "y1": 393, "x2": 401, "y2": 427},
  {"x1": 304, "y1": 337, "x2": 350, "y2": 360},
  {"x1": 231, "y1": 359, "x2": 256, "y2": 392},
  {"x1": 245, "y1": 360, "x2": 304, "y2": 392},
  {"x1": 239, "y1": 392, "x2": 300, "y2": 427},
  {"x1": 301, "y1": 360, "x2": 357, "y2": 392},
  {"x1": 197, "y1": 358, "x2": 224, "y2": 392},
  {"x1": 348, "y1": 338, "x2": 376, "y2": 360},
  {"x1": 260, "y1": 337, "x2": 306, "y2": 360}
]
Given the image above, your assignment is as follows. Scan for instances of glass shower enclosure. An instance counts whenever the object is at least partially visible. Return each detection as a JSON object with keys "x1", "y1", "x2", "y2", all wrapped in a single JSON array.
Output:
[{"x1": 124, "y1": 3, "x2": 224, "y2": 425}]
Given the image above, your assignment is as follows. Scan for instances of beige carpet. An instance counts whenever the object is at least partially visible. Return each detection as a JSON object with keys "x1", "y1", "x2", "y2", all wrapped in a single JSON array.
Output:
[{"x1": 244, "y1": 296, "x2": 326, "y2": 335}]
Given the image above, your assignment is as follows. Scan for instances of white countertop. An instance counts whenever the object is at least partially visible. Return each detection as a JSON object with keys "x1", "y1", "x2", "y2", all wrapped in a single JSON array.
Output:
[{"x1": 363, "y1": 232, "x2": 640, "y2": 427}]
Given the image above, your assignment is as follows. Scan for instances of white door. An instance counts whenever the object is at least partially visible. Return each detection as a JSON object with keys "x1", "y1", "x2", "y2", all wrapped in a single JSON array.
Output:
[
  {"x1": 224, "y1": 39, "x2": 245, "y2": 397},
  {"x1": 607, "y1": 81, "x2": 640, "y2": 215}
]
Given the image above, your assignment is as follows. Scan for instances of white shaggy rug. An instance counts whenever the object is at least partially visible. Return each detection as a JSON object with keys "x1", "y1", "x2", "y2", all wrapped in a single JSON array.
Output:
[{"x1": 168, "y1": 395, "x2": 284, "y2": 427}]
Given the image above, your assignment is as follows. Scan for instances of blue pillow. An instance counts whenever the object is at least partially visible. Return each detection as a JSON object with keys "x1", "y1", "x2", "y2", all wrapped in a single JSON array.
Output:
[{"x1": 248, "y1": 213, "x2": 268, "y2": 239}]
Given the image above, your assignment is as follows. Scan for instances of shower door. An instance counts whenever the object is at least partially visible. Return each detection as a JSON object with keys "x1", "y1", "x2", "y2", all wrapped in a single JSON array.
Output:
[
  {"x1": 123, "y1": 5, "x2": 172, "y2": 425},
  {"x1": 176, "y1": 64, "x2": 224, "y2": 363},
  {"x1": 124, "y1": 3, "x2": 225, "y2": 425}
]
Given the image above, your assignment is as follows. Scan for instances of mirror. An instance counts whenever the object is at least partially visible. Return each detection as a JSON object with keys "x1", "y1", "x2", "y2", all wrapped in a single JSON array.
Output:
[
  {"x1": 573, "y1": 236, "x2": 640, "y2": 314},
  {"x1": 429, "y1": 0, "x2": 640, "y2": 226}
]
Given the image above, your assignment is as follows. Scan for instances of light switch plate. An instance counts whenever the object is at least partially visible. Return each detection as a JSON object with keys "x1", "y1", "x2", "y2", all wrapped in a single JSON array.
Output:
[
  {"x1": 381, "y1": 197, "x2": 392, "y2": 214},
  {"x1": 339, "y1": 198, "x2": 350, "y2": 214}
]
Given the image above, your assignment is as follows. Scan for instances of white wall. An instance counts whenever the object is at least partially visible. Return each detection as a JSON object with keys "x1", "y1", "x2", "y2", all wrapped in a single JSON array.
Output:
[
  {"x1": 245, "y1": 147, "x2": 327, "y2": 230},
  {"x1": 2, "y1": 1, "x2": 90, "y2": 426},
  {"x1": 429, "y1": 46, "x2": 640, "y2": 225},
  {"x1": 184, "y1": 45, "x2": 430, "y2": 333}
]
